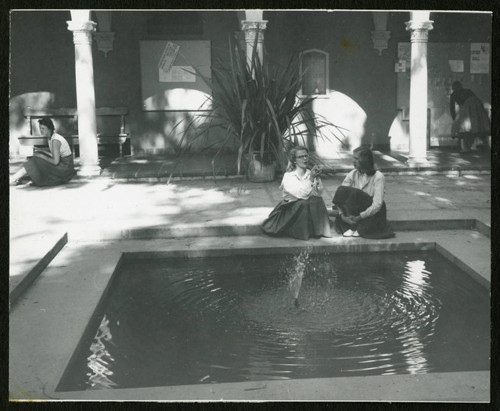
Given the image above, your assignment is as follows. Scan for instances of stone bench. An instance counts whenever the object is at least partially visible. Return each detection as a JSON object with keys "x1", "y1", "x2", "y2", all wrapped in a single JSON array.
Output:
[{"x1": 18, "y1": 107, "x2": 132, "y2": 157}]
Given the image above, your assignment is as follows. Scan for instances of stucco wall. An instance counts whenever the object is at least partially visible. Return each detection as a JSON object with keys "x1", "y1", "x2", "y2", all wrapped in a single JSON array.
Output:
[{"x1": 10, "y1": 10, "x2": 491, "y2": 157}]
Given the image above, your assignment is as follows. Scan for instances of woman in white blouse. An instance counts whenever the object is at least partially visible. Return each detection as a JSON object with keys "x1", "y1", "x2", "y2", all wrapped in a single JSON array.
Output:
[
  {"x1": 332, "y1": 146, "x2": 394, "y2": 238},
  {"x1": 10, "y1": 117, "x2": 76, "y2": 186},
  {"x1": 262, "y1": 146, "x2": 331, "y2": 240}
]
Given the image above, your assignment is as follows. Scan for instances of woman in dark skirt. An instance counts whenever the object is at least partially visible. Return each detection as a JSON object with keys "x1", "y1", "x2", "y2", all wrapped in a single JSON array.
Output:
[
  {"x1": 262, "y1": 146, "x2": 331, "y2": 240},
  {"x1": 450, "y1": 81, "x2": 490, "y2": 153},
  {"x1": 10, "y1": 117, "x2": 76, "y2": 186},
  {"x1": 332, "y1": 146, "x2": 394, "y2": 239}
]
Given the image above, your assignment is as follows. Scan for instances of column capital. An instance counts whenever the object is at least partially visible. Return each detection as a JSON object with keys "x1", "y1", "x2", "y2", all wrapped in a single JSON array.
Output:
[
  {"x1": 405, "y1": 20, "x2": 434, "y2": 42},
  {"x1": 241, "y1": 20, "x2": 268, "y2": 46},
  {"x1": 240, "y1": 20, "x2": 268, "y2": 32},
  {"x1": 67, "y1": 20, "x2": 97, "y2": 32},
  {"x1": 67, "y1": 20, "x2": 97, "y2": 44}
]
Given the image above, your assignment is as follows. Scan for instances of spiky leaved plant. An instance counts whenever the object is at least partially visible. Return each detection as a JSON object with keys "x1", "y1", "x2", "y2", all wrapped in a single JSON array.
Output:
[{"x1": 173, "y1": 35, "x2": 346, "y2": 177}]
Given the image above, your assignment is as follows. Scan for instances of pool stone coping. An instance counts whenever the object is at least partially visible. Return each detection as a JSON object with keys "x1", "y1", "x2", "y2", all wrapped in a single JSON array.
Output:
[{"x1": 9, "y1": 229, "x2": 490, "y2": 401}]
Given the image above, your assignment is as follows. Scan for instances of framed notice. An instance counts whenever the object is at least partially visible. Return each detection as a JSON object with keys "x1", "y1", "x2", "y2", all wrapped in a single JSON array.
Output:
[
  {"x1": 140, "y1": 40, "x2": 211, "y2": 110},
  {"x1": 397, "y1": 43, "x2": 411, "y2": 67},
  {"x1": 470, "y1": 43, "x2": 490, "y2": 74}
]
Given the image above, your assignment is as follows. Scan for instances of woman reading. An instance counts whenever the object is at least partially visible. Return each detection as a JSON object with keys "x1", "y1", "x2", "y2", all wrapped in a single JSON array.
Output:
[{"x1": 10, "y1": 117, "x2": 76, "y2": 186}]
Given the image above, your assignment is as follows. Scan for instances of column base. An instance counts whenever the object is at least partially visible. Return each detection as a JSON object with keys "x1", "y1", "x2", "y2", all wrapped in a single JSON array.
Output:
[{"x1": 78, "y1": 164, "x2": 102, "y2": 177}]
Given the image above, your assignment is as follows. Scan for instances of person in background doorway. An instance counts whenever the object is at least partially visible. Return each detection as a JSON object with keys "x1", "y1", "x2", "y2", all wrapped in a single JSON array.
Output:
[
  {"x1": 9, "y1": 117, "x2": 76, "y2": 186},
  {"x1": 450, "y1": 81, "x2": 490, "y2": 153},
  {"x1": 332, "y1": 146, "x2": 394, "y2": 239},
  {"x1": 262, "y1": 146, "x2": 331, "y2": 240}
]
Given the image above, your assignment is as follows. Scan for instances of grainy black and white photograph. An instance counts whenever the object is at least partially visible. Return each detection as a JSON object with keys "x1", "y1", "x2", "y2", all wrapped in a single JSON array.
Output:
[{"x1": 9, "y1": 6, "x2": 493, "y2": 403}]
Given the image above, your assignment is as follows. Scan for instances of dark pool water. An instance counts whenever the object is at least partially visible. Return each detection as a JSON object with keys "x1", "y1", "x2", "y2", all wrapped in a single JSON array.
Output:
[{"x1": 58, "y1": 249, "x2": 490, "y2": 391}]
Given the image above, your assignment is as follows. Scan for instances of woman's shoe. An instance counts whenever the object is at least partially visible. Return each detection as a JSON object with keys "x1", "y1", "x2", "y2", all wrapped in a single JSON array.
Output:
[
  {"x1": 343, "y1": 229, "x2": 354, "y2": 237},
  {"x1": 352, "y1": 231, "x2": 360, "y2": 237}
]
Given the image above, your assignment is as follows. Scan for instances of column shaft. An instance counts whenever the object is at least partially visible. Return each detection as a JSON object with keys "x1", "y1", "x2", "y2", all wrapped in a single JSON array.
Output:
[
  {"x1": 409, "y1": 40, "x2": 428, "y2": 160},
  {"x1": 67, "y1": 19, "x2": 101, "y2": 176},
  {"x1": 405, "y1": 19, "x2": 433, "y2": 165}
]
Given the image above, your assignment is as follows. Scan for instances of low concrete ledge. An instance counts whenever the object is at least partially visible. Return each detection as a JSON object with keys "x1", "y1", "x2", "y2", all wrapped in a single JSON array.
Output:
[
  {"x1": 475, "y1": 220, "x2": 491, "y2": 238},
  {"x1": 436, "y1": 243, "x2": 490, "y2": 290},
  {"x1": 55, "y1": 371, "x2": 490, "y2": 402},
  {"x1": 123, "y1": 241, "x2": 437, "y2": 260},
  {"x1": 91, "y1": 166, "x2": 491, "y2": 183},
  {"x1": 391, "y1": 219, "x2": 477, "y2": 232},
  {"x1": 76, "y1": 219, "x2": 485, "y2": 241},
  {"x1": 10, "y1": 233, "x2": 68, "y2": 309}
]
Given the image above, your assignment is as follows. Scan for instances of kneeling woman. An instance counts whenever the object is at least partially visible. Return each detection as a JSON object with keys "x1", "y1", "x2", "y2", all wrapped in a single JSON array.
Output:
[
  {"x1": 332, "y1": 146, "x2": 394, "y2": 239},
  {"x1": 262, "y1": 146, "x2": 331, "y2": 240},
  {"x1": 10, "y1": 117, "x2": 76, "y2": 186}
]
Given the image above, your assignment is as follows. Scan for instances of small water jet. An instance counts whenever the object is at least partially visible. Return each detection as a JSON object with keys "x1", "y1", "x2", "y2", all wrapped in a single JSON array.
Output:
[{"x1": 288, "y1": 247, "x2": 311, "y2": 307}]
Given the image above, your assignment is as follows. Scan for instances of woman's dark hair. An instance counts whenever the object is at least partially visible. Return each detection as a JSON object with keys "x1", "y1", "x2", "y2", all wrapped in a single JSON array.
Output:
[
  {"x1": 287, "y1": 145, "x2": 309, "y2": 172},
  {"x1": 452, "y1": 81, "x2": 463, "y2": 90},
  {"x1": 354, "y1": 146, "x2": 376, "y2": 175},
  {"x1": 38, "y1": 117, "x2": 55, "y2": 132}
]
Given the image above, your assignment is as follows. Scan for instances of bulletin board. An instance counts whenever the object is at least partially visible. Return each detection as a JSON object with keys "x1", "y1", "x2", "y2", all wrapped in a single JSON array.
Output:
[
  {"x1": 140, "y1": 40, "x2": 212, "y2": 111},
  {"x1": 395, "y1": 42, "x2": 491, "y2": 146},
  {"x1": 396, "y1": 42, "x2": 491, "y2": 109}
]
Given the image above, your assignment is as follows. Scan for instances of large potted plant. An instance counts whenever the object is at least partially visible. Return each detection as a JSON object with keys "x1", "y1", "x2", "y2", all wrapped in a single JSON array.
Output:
[{"x1": 176, "y1": 36, "x2": 344, "y2": 181}]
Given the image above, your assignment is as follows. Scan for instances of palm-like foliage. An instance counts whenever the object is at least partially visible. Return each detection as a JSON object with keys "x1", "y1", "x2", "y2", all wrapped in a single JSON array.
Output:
[{"x1": 175, "y1": 36, "x2": 345, "y2": 176}]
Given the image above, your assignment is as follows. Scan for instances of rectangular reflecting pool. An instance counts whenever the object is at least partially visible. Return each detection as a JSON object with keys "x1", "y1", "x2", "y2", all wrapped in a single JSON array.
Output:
[{"x1": 57, "y1": 248, "x2": 490, "y2": 392}]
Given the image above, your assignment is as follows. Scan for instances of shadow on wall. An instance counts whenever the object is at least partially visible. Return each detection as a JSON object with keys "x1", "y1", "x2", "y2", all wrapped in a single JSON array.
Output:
[
  {"x1": 135, "y1": 88, "x2": 368, "y2": 156},
  {"x1": 309, "y1": 90, "x2": 367, "y2": 159},
  {"x1": 143, "y1": 89, "x2": 211, "y2": 112},
  {"x1": 388, "y1": 110, "x2": 408, "y2": 152},
  {"x1": 137, "y1": 88, "x2": 238, "y2": 154}
]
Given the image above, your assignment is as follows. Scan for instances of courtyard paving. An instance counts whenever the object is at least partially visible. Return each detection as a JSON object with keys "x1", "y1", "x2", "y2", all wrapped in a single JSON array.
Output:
[{"x1": 8, "y1": 148, "x2": 493, "y2": 401}]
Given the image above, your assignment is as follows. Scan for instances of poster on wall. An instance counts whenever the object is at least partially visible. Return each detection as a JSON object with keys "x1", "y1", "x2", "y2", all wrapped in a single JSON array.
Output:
[
  {"x1": 470, "y1": 43, "x2": 490, "y2": 74},
  {"x1": 158, "y1": 41, "x2": 181, "y2": 74},
  {"x1": 397, "y1": 43, "x2": 411, "y2": 67}
]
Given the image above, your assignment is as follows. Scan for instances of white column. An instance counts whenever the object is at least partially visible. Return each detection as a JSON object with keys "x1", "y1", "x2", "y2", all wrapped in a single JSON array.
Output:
[
  {"x1": 405, "y1": 12, "x2": 433, "y2": 165},
  {"x1": 240, "y1": 10, "x2": 267, "y2": 73},
  {"x1": 67, "y1": 11, "x2": 101, "y2": 176}
]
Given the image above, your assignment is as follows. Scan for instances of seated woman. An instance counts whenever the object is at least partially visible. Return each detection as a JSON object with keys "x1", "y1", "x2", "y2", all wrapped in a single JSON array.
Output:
[
  {"x1": 10, "y1": 117, "x2": 76, "y2": 186},
  {"x1": 262, "y1": 146, "x2": 331, "y2": 240},
  {"x1": 332, "y1": 146, "x2": 394, "y2": 239}
]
